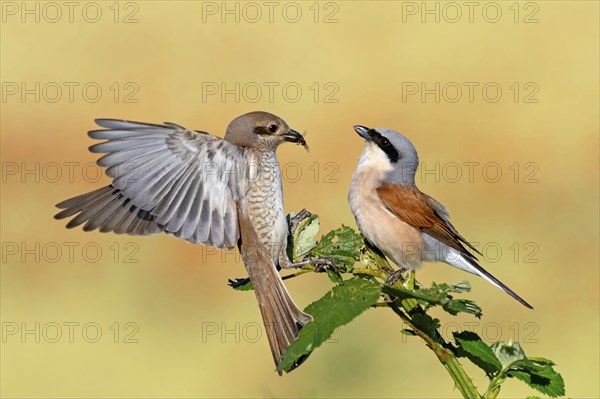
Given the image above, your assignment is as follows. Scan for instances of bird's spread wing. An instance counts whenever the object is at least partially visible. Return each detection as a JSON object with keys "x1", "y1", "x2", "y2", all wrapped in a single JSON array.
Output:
[
  {"x1": 376, "y1": 183, "x2": 480, "y2": 259},
  {"x1": 55, "y1": 119, "x2": 247, "y2": 248}
]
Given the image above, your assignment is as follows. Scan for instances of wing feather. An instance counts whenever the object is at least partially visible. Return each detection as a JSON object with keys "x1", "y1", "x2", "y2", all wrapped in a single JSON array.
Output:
[
  {"x1": 55, "y1": 119, "x2": 246, "y2": 248},
  {"x1": 376, "y1": 183, "x2": 479, "y2": 260},
  {"x1": 424, "y1": 194, "x2": 482, "y2": 256}
]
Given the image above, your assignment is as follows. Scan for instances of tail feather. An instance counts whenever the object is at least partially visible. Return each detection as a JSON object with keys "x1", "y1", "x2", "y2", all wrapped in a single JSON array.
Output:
[
  {"x1": 237, "y1": 207, "x2": 312, "y2": 374},
  {"x1": 446, "y1": 250, "x2": 533, "y2": 309}
]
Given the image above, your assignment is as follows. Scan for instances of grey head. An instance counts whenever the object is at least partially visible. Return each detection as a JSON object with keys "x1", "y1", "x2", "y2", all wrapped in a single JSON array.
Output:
[
  {"x1": 225, "y1": 111, "x2": 306, "y2": 151},
  {"x1": 353, "y1": 125, "x2": 420, "y2": 186}
]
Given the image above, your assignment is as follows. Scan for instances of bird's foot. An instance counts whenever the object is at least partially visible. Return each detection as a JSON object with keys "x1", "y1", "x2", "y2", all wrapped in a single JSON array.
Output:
[
  {"x1": 311, "y1": 257, "x2": 339, "y2": 274},
  {"x1": 281, "y1": 257, "x2": 339, "y2": 274}
]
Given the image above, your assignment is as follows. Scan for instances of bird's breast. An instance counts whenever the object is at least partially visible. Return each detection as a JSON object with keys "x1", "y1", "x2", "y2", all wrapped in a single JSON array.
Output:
[
  {"x1": 245, "y1": 152, "x2": 287, "y2": 261},
  {"x1": 349, "y1": 168, "x2": 424, "y2": 269}
]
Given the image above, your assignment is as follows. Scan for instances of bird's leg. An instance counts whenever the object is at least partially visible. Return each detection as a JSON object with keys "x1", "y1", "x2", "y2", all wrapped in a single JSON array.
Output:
[
  {"x1": 281, "y1": 212, "x2": 341, "y2": 273},
  {"x1": 279, "y1": 251, "x2": 338, "y2": 273}
]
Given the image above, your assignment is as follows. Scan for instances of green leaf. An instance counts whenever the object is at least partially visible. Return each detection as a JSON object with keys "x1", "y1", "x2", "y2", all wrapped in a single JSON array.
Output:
[
  {"x1": 382, "y1": 283, "x2": 482, "y2": 318},
  {"x1": 326, "y1": 267, "x2": 343, "y2": 284},
  {"x1": 278, "y1": 278, "x2": 381, "y2": 373},
  {"x1": 527, "y1": 357, "x2": 556, "y2": 366},
  {"x1": 489, "y1": 341, "x2": 565, "y2": 397},
  {"x1": 308, "y1": 225, "x2": 363, "y2": 270},
  {"x1": 442, "y1": 298, "x2": 483, "y2": 318},
  {"x1": 491, "y1": 340, "x2": 526, "y2": 369},
  {"x1": 382, "y1": 284, "x2": 444, "y2": 303},
  {"x1": 448, "y1": 281, "x2": 472, "y2": 293},
  {"x1": 410, "y1": 313, "x2": 441, "y2": 341},
  {"x1": 291, "y1": 213, "x2": 320, "y2": 260},
  {"x1": 227, "y1": 278, "x2": 253, "y2": 291},
  {"x1": 453, "y1": 331, "x2": 501, "y2": 375},
  {"x1": 361, "y1": 241, "x2": 391, "y2": 270},
  {"x1": 418, "y1": 282, "x2": 453, "y2": 301},
  {"x1": 507, "y1": 360, "x2": 565, "y2": 397}
]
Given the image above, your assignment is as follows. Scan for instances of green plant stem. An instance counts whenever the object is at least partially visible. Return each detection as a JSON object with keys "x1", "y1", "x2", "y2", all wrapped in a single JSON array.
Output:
[
  {"x1": 389, "y1": 301, "x2": 481, "y2": 399},
  {"x1": 483, "y1": 374, "x2": 505, "y2": 399},
  {"x1": 337, "y1": 249, "x2": 482, "y2": 398},
  {"x1": 352, "y1": 267, "x2": 389, "y2": 280},
  {"x1": 407, "y1": 270, "x2": 416, "y2": 289},
  {"x1": 362, "y1": 262, "x2": 480, "y2": 398}
]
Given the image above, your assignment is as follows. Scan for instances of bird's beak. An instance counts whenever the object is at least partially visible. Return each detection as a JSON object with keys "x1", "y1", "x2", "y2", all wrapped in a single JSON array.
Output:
[
  {"x1": 353, "y1": 125, "x2": 371, "y2": 141},
  {"x1": 282, "y1": 129, "x2": 307, "y2": 146}
]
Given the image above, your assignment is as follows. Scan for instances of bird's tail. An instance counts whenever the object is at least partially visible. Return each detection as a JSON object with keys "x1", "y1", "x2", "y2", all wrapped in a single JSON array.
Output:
[
  {"x1": 236, "y1": 208, "x2": 312, "y2": 374},
  {"x1": 446, "y1": 250, "x2": 533, "y2": 309}
]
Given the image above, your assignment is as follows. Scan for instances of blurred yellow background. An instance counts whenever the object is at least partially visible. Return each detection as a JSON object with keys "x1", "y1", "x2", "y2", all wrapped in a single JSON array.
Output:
[{"x1": 1, "y1": 1, "x2": 598, "y2": 398}]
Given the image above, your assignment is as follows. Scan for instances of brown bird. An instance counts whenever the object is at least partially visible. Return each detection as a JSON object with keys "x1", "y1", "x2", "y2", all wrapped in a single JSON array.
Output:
[
  {"x1": 349, "y1": 125, "x2": 532, "y2": 309},
  {"x1": 55, "y1": 111, "x2": 323, "y2": 372}
]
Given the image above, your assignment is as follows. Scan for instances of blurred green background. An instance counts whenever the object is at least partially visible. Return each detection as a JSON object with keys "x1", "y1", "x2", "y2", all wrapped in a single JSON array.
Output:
[{"x1": 1, "y1": 1, "x2": 598, "y2": 398}]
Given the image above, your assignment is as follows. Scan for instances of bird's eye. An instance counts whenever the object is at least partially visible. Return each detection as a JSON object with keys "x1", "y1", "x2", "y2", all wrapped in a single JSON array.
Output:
[
  {"x1": 268, "y1": 124, "x2": 278, "y2": 133},
  {"x1": 380, "y1": 138, "x2": 391, "y2": 147}
]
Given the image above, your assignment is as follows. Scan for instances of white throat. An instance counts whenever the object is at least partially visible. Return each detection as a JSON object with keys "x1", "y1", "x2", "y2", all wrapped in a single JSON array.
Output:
[{"x1": 355, "y1": 143, "x2": 393, "y2": 179}]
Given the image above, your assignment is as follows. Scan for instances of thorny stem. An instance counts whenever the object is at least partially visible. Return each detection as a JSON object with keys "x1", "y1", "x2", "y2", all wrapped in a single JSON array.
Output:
[
  {"x1": 295, "y1": 225, "x2": 490, "y2": 398},
  {"x1": 368, "y1": 266, "x2": 482, "y2": 398},
  {"x1": 352, "y1": 267, "x2": 389, "y2": 281},
  {"x1": 483, "y1": 373, "x2": 505, "y2": 399},
  {"x1": 388, "y1": 300, "x2": 482, "y2": 399}
]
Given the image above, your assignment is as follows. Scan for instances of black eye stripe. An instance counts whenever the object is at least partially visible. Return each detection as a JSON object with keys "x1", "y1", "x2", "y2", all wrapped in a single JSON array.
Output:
[
  {"x1": 254, "y1": 126, "x2": 272, "y2": 135},
  {"x1": 254, "y1": 125, "x2": 279, "y2": 135},
  {"x1": 368, "y1": 129, "x2": 400, "y2": 163}
]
